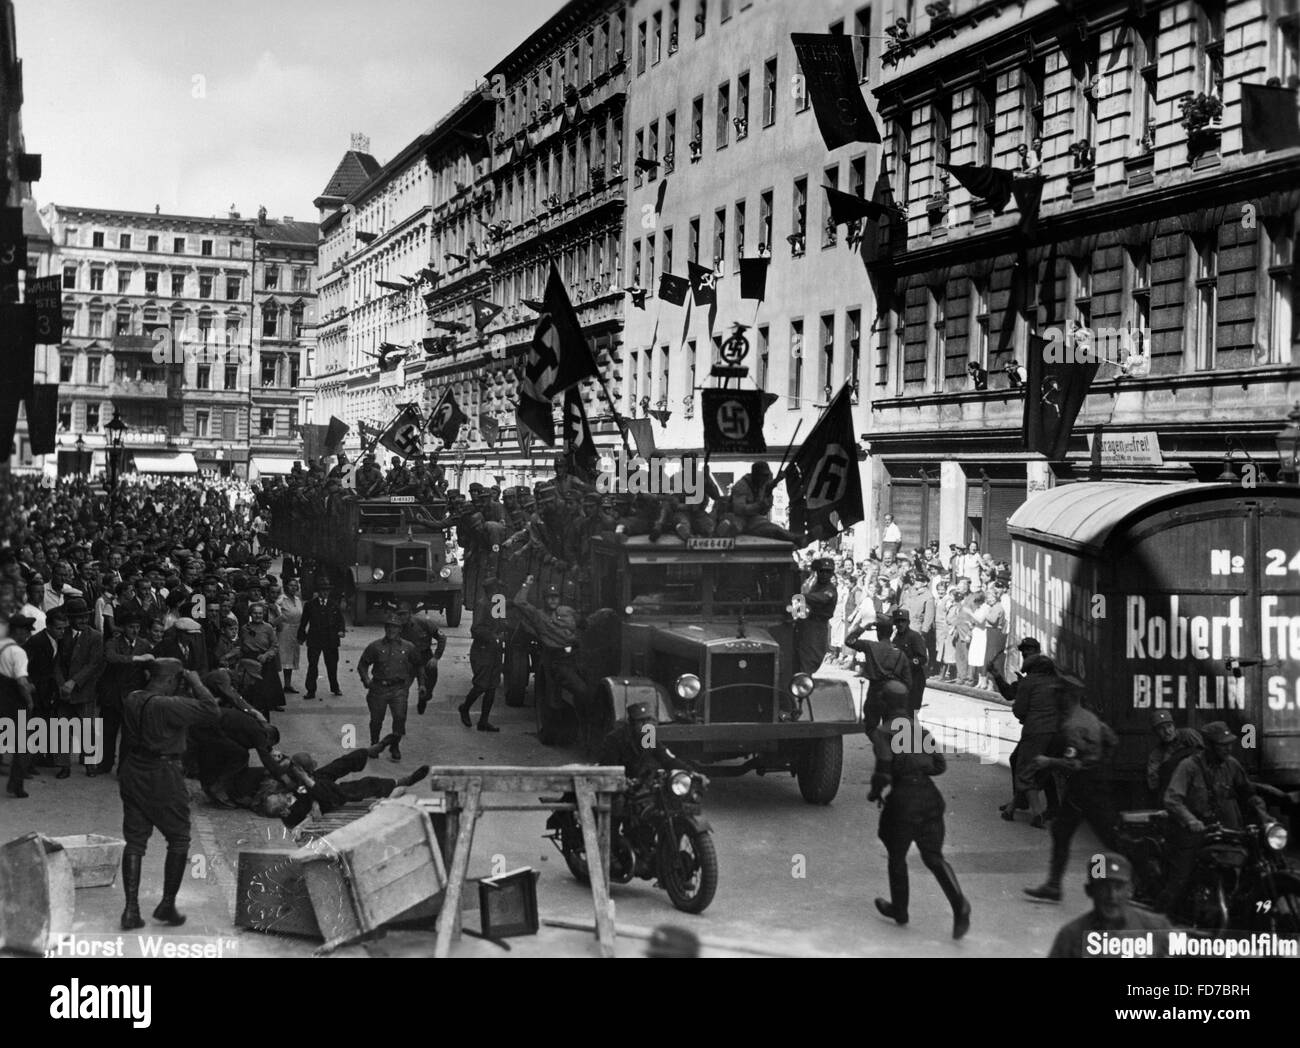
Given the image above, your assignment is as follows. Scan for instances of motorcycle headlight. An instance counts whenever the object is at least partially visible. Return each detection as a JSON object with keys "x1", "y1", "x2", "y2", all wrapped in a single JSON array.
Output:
[
  {"x1": 371, "y1": 568, "x2": 385, "y2": 582},
  {"x1": 670, "y1": 771, "x2": 692, "y2": 797},
  {"x1": 1266, "y1": 823, "x2": 1288, "y2": 851},
  {"x1": 439, "y1": 566, "x2": 452, "y2": 579},
  {"x1": 790, "y1": 673, "x2": 814, "y2": 699},
  {"x1": 675, "y1": 673, "x2": 701, "y2": 701}
]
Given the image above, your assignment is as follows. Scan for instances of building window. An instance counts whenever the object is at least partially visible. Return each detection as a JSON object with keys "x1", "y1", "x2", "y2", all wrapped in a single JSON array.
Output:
[
  {"x1": 201, "y1": 239, "x2": 213, "y2": 257},
  {"x1": 195, "y1": 410, "x2": 209, "y2": 437},
  {"x1": 734, "y1": 199, "x2": 746, "y2": 266},
  {"x1": 199, "y1": 274, "x2": 213, "y2": 299},
  {"x1": 970, "y1": 280, "x2": 989, "y2": 373},
  {"x1": 688, "y1": 217, "x2": 700, "y2": 264},
  {"x1": 763, "y1": 57, "x2": 778, "y2": 126},
  {"x1": 263, "y1": 307, "x2": 279, "y2": 338},
  {"x1": 634, "y1": 128, "x2": 644, "y2": 186},
  {"x1": 847, "y1": 309, "x2": 862, "y2": 393},
  {"x1": 975, "y1": 79, "x2": 996, "y2": 168},
  {"x1": 293, "y1": 267, "x2": 308, "y2": 291},
  {"x1": 819, "y1": 313, "x2": 835, "y2": 397},
  {"x1": 196, "y1": 365, "x2": 211, "y2": 390},
  {"x1": 260, "y1": 409, "x2": 276, "y2": 436},
  {"x1": 721, "y1": 0, "x2": 731, "y2": 20},
  {"x1": 171, "y1": 273, "x2": 184, "y2": 297},
  {"x1": 647, "y1": 233, "x2": 656, "y2": 288},
  {"x1": 850, "y1": 155, "x2": 866, "y2": 197},
  {"x1": 663, "y1": 227, "x2": 674, "y2": 276},
  {"x1": 229, "y1": 240, "x2": 241, "y2": 258},
  {"x1": 225, "y1": 364, "x2": 239, "y2": 390},
  {"x1": 696, "y1": 0, "x2": 707, "y2": 38},
  {"x1": 147, "y1": 235, "x2": 159, "y2": 252},
  {"x1": 1071, "y1": 258, "x2": 1092, "y2": 329},
  {"x1": 1265, "y1": 218, "x2": 1295, "y2": 362},
  {"x1": 668, "y1": 1, "x2": 680, "y2": 53},
  {"x1": 173, "y1": 237, "x2": 185, "y2": 253},
  {"x1": 1192, "y1": 234, "x2": 1218, "y2": 369},
  {"x1": 226, "y1": 318, "x2": 242, "y2": 347},
  {"x1": 759, "y1": 189, "x2": 773, "y2": 251},
  {"x1": 792, "y1": 176, "x2": 807, "y2": 250},
  {"x1": 648, "y1": 121, "x2": 659, "y2": 165},
  {"x1": 92, "y1": 231, "x2": 105, "y2": 248},
  {"x1": 58, "y1": 403, "x2": 72, "y2": 431},
  {"x1": 90, "y1": 268, "x2": 104, "y2": 291},
  {"x1": 290, "y1": 308, "x2": 304, "y2": 339},
  {"x1": 632, "y1": 238, "x2": 643, "y2": 286},
  {"x1": 262, "y1": 356, "x2": 278, "y2": 386},
  {"x1": 717, "y1": 81, "x2": 730, "y2": 148},
  {"x1": 119, "y1": 233, "x2": 131, "y2": 250},
  {"x1": 652, "y1": 10, "x2": 662, "y2": 63},
  {"x1": 1197, "y1": 0, "x2": 1226, "y2": 98},
  {"x1": 893, "y1": 111, "x2": 913, "y2": 205},
  {"x1": 854, "y1": 6, "x2": 872, "y2": 81},
  {"x1": 265, "y1": 265, "x2": 279, "y2": 290},
  {"x1": 637, "y1": 20, "x2": 647, "y2": 74},
  {"x1": 117, "y1": 270, "x2": 131, "y2": 294},
  {"x1": 144, "y1": 271, "x2": 158, "y2": 294},
  {"x1": 89, "y1": 310, "x2": 104, "y2": 337},
  {"x1": 736, "y1": 72, "x2": 749, "y2": 137},
  {"x1": 86, "y1": 404, "x2": 100, "y2": 432},
  {"x1": 691, "y1": 95, "x2": 704, "y2": 155},
  {"x1": 928, "y1": 285, "x2": 946, "y2": 392},
  {"x1": 289, "y1": 408, "x2": 298, "y2": 431},
  {"x1": 713, "y1": 208, "x2": 726, "y2": 268},
  {"x1": 664, "y1": 111, "x2": 677, "y2": 168},
  {"x1": 823, "y1": 163, "x2": 839, "y2": 247},
  {"x1": 226, "y1": 277, "x2": 240, "y2": 300},
  {"x1": 115, "y1": 311, "x2": 131, "y2": 336},
  {"x1": 198, "y1": 316, "x2": 212, "y2": 344},
  {"x1": 788, "y1": 319, "x2": 804, "y2": 405},
  {"x1": 59, "y1": 355, "x2": 73, "y2": 382},
  {"x1": 757, "y1": 325, "x2": 770, "y2": 389},
  {"x1": 62, "y1": 265, "x2": 76, "y2": 289},
  {"x1": 932, "y1": 94, "x2": 952, "y2": 172}
]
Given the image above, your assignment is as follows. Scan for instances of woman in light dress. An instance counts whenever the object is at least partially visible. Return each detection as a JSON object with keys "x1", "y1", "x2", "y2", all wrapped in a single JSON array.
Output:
[{"x1": 275, "y1": 576, "x2": 304, "y2": 695}]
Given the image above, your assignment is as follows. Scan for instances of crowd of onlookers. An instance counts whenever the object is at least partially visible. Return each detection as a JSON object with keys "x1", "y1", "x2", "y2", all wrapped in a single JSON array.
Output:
[{"x1": 796, "y1": 535, "x2": 1014, "y2": 686}]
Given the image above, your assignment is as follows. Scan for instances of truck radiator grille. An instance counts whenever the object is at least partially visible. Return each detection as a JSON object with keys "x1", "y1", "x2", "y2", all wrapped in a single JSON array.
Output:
[{"x1": 708, "y1": 654, "x2": 775, "y2": 723}]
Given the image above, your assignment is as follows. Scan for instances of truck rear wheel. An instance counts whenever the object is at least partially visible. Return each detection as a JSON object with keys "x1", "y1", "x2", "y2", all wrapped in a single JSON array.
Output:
[
  {"x1": 443, "y1": 599, "x2": 462, "y2": 629},
  {"x1": 504, "y1": 642, "x2": 531, "y2": 707},
  {"x1": 796, "y1": 737, "x2": 843, "y2": 805}
]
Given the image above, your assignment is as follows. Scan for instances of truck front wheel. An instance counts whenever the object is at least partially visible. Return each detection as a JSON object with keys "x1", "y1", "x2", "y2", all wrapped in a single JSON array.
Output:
[
  {"x1": 796, "y1": 737, "x2": 843, "y2": 805},
  {"x1": 504, "y1": 641, "x2": 531, "y2": 707},
  {"x1": 443, "y1": 599, "x2": 462, "y2": 629}
]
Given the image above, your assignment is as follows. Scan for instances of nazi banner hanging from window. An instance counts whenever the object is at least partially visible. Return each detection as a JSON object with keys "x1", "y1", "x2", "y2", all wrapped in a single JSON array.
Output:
[{"x1": 701, "y1": 389, "x2": 768, "y2": 454}]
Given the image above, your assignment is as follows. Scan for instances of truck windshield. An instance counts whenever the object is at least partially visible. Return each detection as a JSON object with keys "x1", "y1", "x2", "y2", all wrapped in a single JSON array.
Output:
[
  {"x1": 629, "y1": 563, "x2": 706, "y2": 615},
  {"x1": 714, "y1": 563, "x2": 799, "y2": 617}
]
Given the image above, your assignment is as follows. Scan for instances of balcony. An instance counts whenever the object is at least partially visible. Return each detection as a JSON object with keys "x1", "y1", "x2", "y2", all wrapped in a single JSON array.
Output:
[{"x1": 107, "y1": 377, "x2": 169, "y2": 399}]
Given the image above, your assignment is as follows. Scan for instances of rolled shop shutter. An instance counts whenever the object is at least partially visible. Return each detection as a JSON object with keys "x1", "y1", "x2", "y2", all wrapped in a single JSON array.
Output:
[
  {"x1": 983, "y1": 482, "x2": 1026, "y2": 563},
  {"x1": 888, "y1": 479, "x2": 924, "y2": 550}
]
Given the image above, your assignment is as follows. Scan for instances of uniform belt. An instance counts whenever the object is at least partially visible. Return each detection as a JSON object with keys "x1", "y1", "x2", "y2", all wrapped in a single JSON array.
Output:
[
  {"x1": 893, "y1": 774, "x2": 932, "y2": 785},
  {"x1": 131, "y1": 749, "x2": 182, "y2": 763},
  {"x1": 374, "y1": 677, "x2": 407, "y2": 687}
]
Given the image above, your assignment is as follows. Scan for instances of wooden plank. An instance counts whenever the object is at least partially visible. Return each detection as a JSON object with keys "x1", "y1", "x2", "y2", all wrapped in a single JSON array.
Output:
[
  {"x1": 427, "y1": 766, "x2": 626, "y2": 793},
  {"x1": 573, "y1": 778, "x2": 616, "y2": 959},
  {"x1": 434, "y1": 779, "x2": 481, "y2": 959}
]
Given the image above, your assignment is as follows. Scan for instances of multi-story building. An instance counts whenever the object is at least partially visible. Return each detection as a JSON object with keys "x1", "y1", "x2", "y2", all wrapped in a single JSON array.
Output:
[
  {"x1": 249, "y1": 208, "x2": 319, "y2": 479},
  {"x1": 620, "y1": 0, "x2": 879, "y2": 504},
  {"x1": 41, "y1": 204, "x2": 256, "y2": 476},
  {"x1": 865, "y1": 0, "x2": 1300, "y2": 562}
]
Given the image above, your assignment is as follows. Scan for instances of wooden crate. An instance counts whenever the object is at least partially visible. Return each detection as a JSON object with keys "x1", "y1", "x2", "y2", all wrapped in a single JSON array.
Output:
[
  {"x1": 234, "y1": 846, "x2": 322, "y2": 939},
  {"x1": 293, "y1": 799, "x2": 447, "y2": 951},
  {"x1": 50, "y1": 834, "x2": 126, "y2": 889},
  {"x1": 0, "y1": 834, "x2": 75, "y2": 955}
]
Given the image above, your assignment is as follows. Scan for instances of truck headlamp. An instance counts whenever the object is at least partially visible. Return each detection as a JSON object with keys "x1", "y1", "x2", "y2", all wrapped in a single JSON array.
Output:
[
  {"x1": 371, "y1": 568, "x2": 385, "y2": 582},
  {"x1": 675, "y1": 673, "x2": 701, "y2": 701},
  {"x1": 790, "y1": 673, "x2": 814, "y2": 699},
  {"x1": 670, "y1": 771, "x2": 692, "y2": 797},
  {"x1": 1266, "y1": 823, "x2": 1288, "y2": 851},
  {"x1": 439, "y1": 566, "x2": 452, "y2": 579}
]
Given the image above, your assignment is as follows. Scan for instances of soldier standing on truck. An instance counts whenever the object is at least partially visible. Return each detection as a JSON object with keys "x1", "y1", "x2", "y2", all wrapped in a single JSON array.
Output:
[{"x1": 796, "y1": 558, "x2": 838, "y2": 674}]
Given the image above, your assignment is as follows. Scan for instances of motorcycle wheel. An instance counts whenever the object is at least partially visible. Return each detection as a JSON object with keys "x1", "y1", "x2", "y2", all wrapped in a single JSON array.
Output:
[
  {"x1": 657, "y1": 820, "x2": 718, "y2": 915},
  {"x1": 564, "y1": 844, "x2": 591, "y2": 884}
]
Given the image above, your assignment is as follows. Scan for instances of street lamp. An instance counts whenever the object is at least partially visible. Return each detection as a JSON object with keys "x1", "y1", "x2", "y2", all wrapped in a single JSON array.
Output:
[
  {"x1": 1276, "y1": 403, "x2": 1300, "y2": 483},
  {"x1": 105, "y1": 411, "x2": 128, "y2": 520}
]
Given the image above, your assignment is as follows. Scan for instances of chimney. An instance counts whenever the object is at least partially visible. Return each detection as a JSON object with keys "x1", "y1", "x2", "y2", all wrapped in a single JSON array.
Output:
[
  {"x1": 350, "y1": 132, "x2": 371, "y2": 153},
  {"x1": 257, "y1": 205, "x2": 267, "y2": 223}
]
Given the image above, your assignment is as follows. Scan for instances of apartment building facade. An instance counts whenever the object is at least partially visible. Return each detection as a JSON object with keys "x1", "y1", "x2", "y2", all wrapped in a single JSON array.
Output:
[{"x1": 865, "y1": 0, "x2": 1300, "y2": 561}]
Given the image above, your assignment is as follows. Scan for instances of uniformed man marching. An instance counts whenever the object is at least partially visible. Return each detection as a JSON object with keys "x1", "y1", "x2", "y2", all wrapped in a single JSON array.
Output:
[
  {"x1": 796, "y1": 558, "x2": 837, "y2": 675},
  {"x1": 459, "y1": 576, "x2": 507, "y2": 732},
  {"x1": 513, "y1": 576, "x2": 587, "y2": 746},
  {"x1": 357, "y1": 612, "x2": 422, "y2": 762},
  {"x1": 119, "y1": 657, "x2": 221, "y2": 930}
]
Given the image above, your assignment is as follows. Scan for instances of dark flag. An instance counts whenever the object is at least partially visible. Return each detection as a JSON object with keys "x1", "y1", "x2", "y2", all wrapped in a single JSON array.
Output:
[
  {"x1": 516, "y1": 420, "x2": 534, "y2": 456},
  {"x1": 823, "y1": 185, "x2": 887, "y2": 227},
  {"x1": 453, "y1": 129, "x2": 491, "y2": 164},
  {"x1": 529, "y1": 263, "x2": 600, "y2": 397},
  {"x1": 658, "y1": 273, "x2": 690, "y2": 305},
  {"x1": 633, "y1": 156, "x2": 660, "y2": 175},
  {"x1": 301, "y1": 423, "x2": 329, "y2": 465},
  {"x1": 739, "y1": 256, "x2": 771, "y2": 301},
  {"x1": 785, "y1": 383, "x2": 864, "y2": 535},
  {"x1": 627, "y1": 287, "x2": 648, "y2": 309},
  {"x1": 687, "y1": 261, "x2": 717, "y2": 306},
  {"x1": 355, "y1": 230, "x2": 377, "y2": 244},
  {"x1": 0, "y1": 391, "x2": 18, "y2": 461},
  {"x1": 1241, "y1": 83, "x2": 1300, "y2": 153},
  {"x1": 625, "y1": 417, "x2": 657, "y2": 458},
  {"x1": 423, "y1": 335, "x2": 455, "y2": 356},
  {"x1": 562, "y1": 387, "x2": 599, "y2": 483},
  {"x1": 861, "y1": 156, "x2": 901, "y2": 267},
  {"x1": 790, "y1": 33, "x2": 882, "y2": 150},
  {"x1": 522, "y1": 298, "x2": 546, "y2": 312},
  {"x1": 428, "y1": 388, "x2": 469, "y2": 446},
  {"x1": 377, "y1": 405, "x2": 425, "y2": 459},
  {"x1": 940, "y1": 163, "x2": 1015, "y2": 214},
  {"x1": 324, "y1": 415, "x2": 350, "y2": 450},
  {"x1": 375, "y1": 345, "x2": 404, "y2": 372},
  {"x1": 433, "y1": 319, "x2": 470, "y2": 333},
  {"x1": 470, "y1": 297, "x2": 504, "y2": 331},
  {"x1": 0, "y1": 208, "x2": 26, "y2": 284},
  {"x1": 655, "y1": 178, "x2": 669, "y2": 215},
  {"x1": 0, "y1": 303, "x2": 35, "y2": 399},
  {"x1": 701, "y1": 389, "x2": 768, "y2": 454},
  {"x1": 29, "y1": 276, "x2": 62, "y2": 345},
  {"x1": 479, "y1": 412, "x2": 500, "y2": 448},
  {"x1": 26, "y1": 383, "x2": 59, "y2": 456},
  {"x1": 1011, "y1": 175, "x2": 1046, "y2": 234},
  {"x1": 1023, "y1": 333, "x2": 1099, "y2": 460}
]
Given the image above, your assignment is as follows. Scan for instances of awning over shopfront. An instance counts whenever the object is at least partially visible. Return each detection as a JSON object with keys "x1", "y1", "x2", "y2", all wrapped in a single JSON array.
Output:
[
  {"x1": 130, "y1": 451, "x2": 198, "y2": 474},
  {"x1": 250, "y1": 457, "x2": 301, "y2": 475}
]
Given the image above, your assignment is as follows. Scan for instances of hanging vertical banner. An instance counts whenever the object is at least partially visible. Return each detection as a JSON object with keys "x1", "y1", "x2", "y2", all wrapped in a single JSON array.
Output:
[
  {"x1": 701, "y1": 389, "x2": 769, "y2": 453},
  {"x1": 26, "y1": 382, "x2": 60, "y2": 456},
  {"x1": 0, "y1": 207, "x2": 26, "y2": 286},
  {"x1": 29, "y1": 275, "x2": 62, "y2": 345},
  {"x1": 790, "y1": 33, "x2": 882, "y2": 150}
]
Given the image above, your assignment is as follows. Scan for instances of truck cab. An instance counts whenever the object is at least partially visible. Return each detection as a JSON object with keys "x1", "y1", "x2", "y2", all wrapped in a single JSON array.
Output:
[
  {"x1": 349, "y1": 497, "x2": 464, "y2": 626},
  {"x1": 586, "y1": 535, "x2": 860, "y2": 804}
]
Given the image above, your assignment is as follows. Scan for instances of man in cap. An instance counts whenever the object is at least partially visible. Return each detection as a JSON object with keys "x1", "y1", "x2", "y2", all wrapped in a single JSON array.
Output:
[
  {"x1": 717, "y1": 461, "x2": 802, "y2": 544},
  {"x1": 459, "y1": 576, "x2": 508, "y2": 732},
  {"x1": 54, "y1": 596, "x2": 105, "y2": 778},
  {"x1": 891, "y1": 609, "x2": 929, "y2": 712},
  {"x1": 992, "y1": 638, "x2": 1059, "y2": 825},
  {"x1": 1157, "y1": 720, "x2": 1271, "y2": 916},
  {"x1": 298, "y1": 576, "x2": 345, "y2": 700},
  {"x1": 152, "y1": 616, "x2": 207, "y2": 676},
  {"x1": 0, "y1": 613, "x2": 37, "y2": 797},
  {"x1": 118, "y1": 658, "x2": 221, "y2": 930},
  {"x1": 394, "y1": 601, "x2": 447, "y2": 715},
  {"x1": 846, "y1": 615, "x2": 912, "y2": 727},
  {"x1": 795, "y1": 558, "x2": 838, "y2": 674},
  {"x1": 357, "y1": 612, "x2": 423, "y2": 762},
  {"x1": 514, "y1": 576, "x2": 587, "y2": 746},
  {"x1": 597, "y1": 701, "x2": 681, "y2": 780},
  {"x1": 1145, "y1": 711, "x2": 1203, "y2": 803},
  {"x1": 1025, "y1": 676, "x2": 1121, "y2": 903},
  {"x1": 1047, "y1": 853, "x2": 1171, "y2": 957},
  {"x1": 98, "y1": 609, "x2": 155, "y2": 776},
  {"x1": 868, "y1": 684, "x2": 971, "y2": 939}
]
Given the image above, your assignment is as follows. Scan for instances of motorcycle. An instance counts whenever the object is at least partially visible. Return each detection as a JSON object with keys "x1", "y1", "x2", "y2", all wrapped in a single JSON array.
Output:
[
  {"x1": 1115, "y1": 811, "x2": 1300, "y2": 932},
  {"x1": 545, "y1": 768, "x2": 719, "y2": 914}
]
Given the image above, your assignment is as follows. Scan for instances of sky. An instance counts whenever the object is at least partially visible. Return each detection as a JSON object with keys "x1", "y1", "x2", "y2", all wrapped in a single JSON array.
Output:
[{"x1": 17, "y1": 0, "x2": 548, "y2": 220}]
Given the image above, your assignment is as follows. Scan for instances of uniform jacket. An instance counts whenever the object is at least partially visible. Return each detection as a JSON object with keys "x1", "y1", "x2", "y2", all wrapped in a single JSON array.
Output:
[
  {"x1": 996, "y1": 656, "x2": 1060, "y2": 736},
  {"x1": 1164, "y1": 752, "x2": 1268, "y2": 831},
  {"x1": 802, "y1": 578, "x2": 838, "y2": 621},
  {"x1": 514, "y1": 587, "x2": 579, "y2": 650},
  {"x1": 358, "y1": 637, "x2": 421, "y2": 685},
  {"x1": 298, "y1": 597, "x2": 345, "y2": 648}
]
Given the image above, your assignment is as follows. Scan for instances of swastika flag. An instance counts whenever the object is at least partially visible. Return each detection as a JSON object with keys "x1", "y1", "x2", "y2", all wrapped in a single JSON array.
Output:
[
  {"x1": 790, "y1": 33, "x2": 881, "y2": 151},
  {"x1": 785, "y1": 383, "x2": 863, "y2": 537},
  {"x1": 701, "y1": 389, "x2": 768, "y2": 454},
  {"x1": 376, "y1": 404, "x2": 425, "y2": 460}
]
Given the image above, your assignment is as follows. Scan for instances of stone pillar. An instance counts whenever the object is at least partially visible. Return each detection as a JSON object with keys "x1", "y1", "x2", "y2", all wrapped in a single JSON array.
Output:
[
  {"x1": 939, "y1": 459, "x2": 966, "y2": 552},
  {"x1": 1025, "y1": 460, "x2": 1053, "y2": 500}
]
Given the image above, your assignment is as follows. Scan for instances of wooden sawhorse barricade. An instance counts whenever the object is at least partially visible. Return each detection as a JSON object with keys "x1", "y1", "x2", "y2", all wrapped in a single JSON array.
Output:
[{"x1": 427, "y1": 766, "x2": 627, "y2": 958}]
